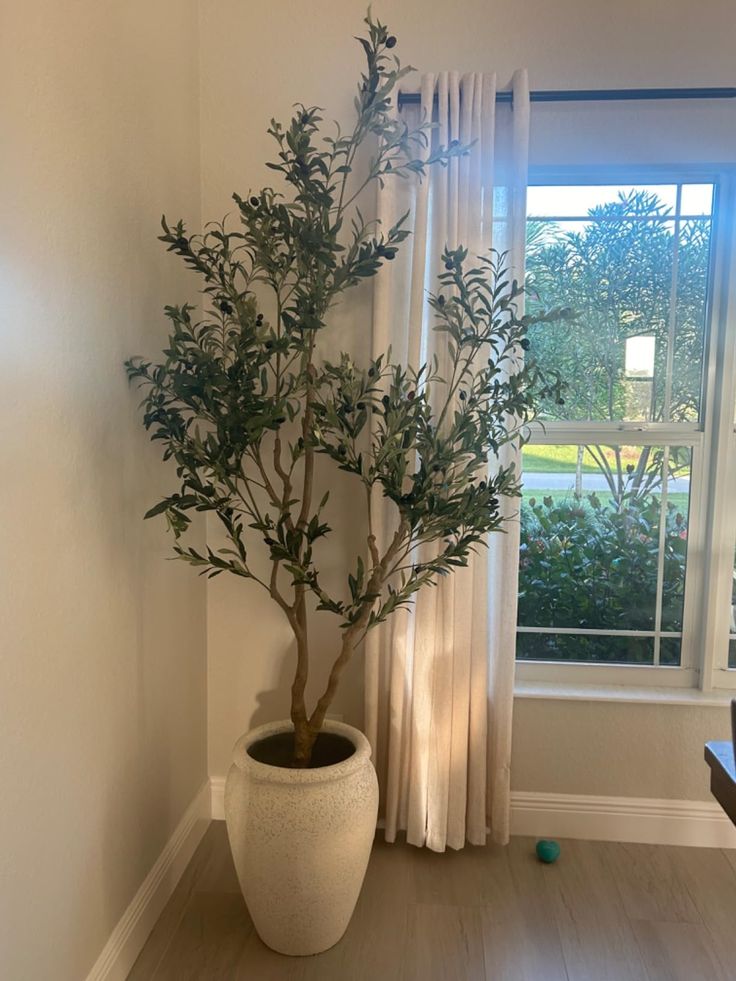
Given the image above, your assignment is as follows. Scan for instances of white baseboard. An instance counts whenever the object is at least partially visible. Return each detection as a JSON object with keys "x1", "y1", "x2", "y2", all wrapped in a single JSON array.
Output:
[
  {"x1": 511, "y1": 790, "x2": 736, "y2": 848},
  {"x1": 211, "y1": 776, "x2": 226, "y2": 820},
  {"x1": 84, "y1": 780, "x2": 211, "y2": 981},
  {"x1": 211, "y1": 776, "x2": 735, "y2": 847}
]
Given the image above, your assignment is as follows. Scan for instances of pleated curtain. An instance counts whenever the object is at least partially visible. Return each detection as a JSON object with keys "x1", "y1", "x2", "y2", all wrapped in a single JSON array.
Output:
[{"x1": 364, "y1": 69, "x2": 530, "y2": 851}]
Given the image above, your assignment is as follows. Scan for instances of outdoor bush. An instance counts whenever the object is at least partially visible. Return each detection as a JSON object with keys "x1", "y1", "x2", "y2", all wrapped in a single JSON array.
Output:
[{"x1": 518, "y1": 493, "x2": 688, "y2": 663}]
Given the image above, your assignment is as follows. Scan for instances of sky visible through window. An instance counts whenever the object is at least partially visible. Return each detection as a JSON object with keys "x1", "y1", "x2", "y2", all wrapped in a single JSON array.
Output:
[{"x1": 527, "y1": 182, "x2": 714, "y2": 218}]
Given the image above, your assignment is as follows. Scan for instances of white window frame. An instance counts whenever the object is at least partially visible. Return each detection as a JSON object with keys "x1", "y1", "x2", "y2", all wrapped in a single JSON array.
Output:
[{"x1": 516, "y1": 164, "x2": 736, "y2": 692}]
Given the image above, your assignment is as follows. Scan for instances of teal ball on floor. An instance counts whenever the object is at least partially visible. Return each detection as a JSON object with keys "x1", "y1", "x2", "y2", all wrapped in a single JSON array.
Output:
[{"x1": 535, "y1": 839, "x2": 561, "y2": 863}]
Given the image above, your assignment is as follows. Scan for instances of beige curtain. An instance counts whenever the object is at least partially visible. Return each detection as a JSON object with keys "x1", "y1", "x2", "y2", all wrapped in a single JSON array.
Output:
[{"x1": 364, "y1": 69, "x2": 530, "y2": 851}]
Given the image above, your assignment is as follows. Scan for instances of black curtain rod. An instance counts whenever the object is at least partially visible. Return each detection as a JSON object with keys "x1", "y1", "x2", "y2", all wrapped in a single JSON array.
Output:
[{"x1": 397, "y1": 87, "x2": 736, "y2": 109}]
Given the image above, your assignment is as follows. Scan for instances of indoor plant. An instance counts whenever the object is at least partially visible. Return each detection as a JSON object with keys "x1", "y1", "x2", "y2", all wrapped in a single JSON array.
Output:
[{"x1": 126, "y1": 12, "x2": 562, "y2": 956}]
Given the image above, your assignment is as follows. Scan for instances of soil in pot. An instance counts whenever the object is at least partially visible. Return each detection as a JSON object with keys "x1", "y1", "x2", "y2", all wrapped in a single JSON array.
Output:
[{"x1": 247, "y1": 731, "x2": 355, "y2": 769}]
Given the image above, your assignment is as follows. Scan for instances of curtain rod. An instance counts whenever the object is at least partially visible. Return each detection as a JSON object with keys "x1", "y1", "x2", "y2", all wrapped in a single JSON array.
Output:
[{"x1": 397, "y1": 87, "x2": 736, "y2": 109}]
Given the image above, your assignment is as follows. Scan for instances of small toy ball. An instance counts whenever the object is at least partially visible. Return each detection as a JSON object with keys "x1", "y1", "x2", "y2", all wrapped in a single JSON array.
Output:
[{"x1": 535, "y1": 839, "x2": 561, "y2": 864}]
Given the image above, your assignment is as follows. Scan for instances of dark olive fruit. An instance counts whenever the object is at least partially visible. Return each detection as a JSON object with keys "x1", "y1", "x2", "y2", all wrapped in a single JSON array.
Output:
[
  {"x1": 437, "y1": 295, "x2": 446, "y2": 306},
  {"x1": 176, "y1": 237, "x2": 188, "y2": 250},
  {"x1": 444, "y1": 260, "x2": 454, "y2": 270},
  {"x1": 219, "y1": 301, "x2": 233, "y2": 315},
  {"x1": 557, "y1": 397, "x2": 565, "y2": 405},
  {"x1": 520, "y1": 338, "x2": 531, "y2": 350},
  {"x1": 385, "y1": 35, "x2": 397, "y2": 48},
  {"x1": 459, "y1": 391, "x2": 466, "y2": 401},
  {"x1": 357, "y1": 401, "x2": 365, "y2": 410},
  {"x1": 337, "y1": 445, "x2": 347, "y2": 456},
  {"x1": 249, "y1": 196, "x2": 259, "y2": 207},
  {"x1": 407, "y1": 391, "x2": 415, "y2": 401}
]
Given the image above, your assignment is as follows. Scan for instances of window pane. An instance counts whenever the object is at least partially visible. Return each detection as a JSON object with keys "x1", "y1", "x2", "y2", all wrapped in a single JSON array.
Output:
[
  {"x1": 516, "y1": 633, "x2": 653, "y2": 664},
  {"x1": 680, "y1": 183, "x2": 714, "y2": 216},
  {"x1": 517, "y1": 444, "x2": 690, "y2": 665},
  {"x1": 659, "y1": 638, "x2": 682, "y2": 667},
  {"x1": 525, "y1": 183, "x2": 712, "y2": 424},
  {"x1": 661, "y1": 447, "x2": 692, "y2": 631},
  {"x1": 527, "y1": 184, "x2": 679, "y2": 218},
  {"x1": 672, "y1": 219, "x2": 711, "y2": 422}
]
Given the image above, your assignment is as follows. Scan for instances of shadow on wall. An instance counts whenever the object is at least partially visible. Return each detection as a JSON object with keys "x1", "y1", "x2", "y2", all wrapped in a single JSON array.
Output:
[{"x1": 248, "y1": 644, "x2": 297, "y2": 731}]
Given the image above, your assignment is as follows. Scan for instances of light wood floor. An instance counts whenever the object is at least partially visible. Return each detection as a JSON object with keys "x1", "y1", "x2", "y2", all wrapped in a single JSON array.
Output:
[{"x1": 129, "y1": 821, "x2": 736, "y2": 980}]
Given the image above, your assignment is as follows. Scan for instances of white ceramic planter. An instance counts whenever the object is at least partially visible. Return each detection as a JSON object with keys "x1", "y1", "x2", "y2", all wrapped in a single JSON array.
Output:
[{"x1": 224, "y1": 719, "x2": 379, "y2": 956}]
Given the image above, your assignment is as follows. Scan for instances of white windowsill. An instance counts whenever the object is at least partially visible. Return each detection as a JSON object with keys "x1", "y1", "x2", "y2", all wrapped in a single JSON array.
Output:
[{"x1": 514, "y1": 679, "x2": 735, "y2": 707}]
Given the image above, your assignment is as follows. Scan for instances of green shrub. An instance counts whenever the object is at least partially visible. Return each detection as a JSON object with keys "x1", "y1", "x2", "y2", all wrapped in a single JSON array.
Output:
[{"x1": 517, "y1": 493, "x2": 688, "y2": 663}]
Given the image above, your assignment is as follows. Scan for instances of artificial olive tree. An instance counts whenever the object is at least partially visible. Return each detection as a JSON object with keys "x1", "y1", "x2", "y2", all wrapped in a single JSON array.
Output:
[{"x1": 126, "y1": 13, "x2": 563, "y2": 766}]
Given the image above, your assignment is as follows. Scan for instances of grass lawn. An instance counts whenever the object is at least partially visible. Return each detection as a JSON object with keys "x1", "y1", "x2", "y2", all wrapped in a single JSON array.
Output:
[{"x1": 522, "y1": 443, "x2": 644, "y2": 473}]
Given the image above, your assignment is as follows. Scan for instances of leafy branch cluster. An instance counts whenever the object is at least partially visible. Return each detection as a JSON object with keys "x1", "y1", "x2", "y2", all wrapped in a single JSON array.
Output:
[{"x1": 126, "y1": 12, "x2": 564, "y2": 764}]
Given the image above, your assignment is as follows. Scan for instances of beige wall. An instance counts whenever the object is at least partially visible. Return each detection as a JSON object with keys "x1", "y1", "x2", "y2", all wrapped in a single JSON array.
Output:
[
  {"x1": 511, "y1": 699, "x2": 731, "y2": 800},
  {"x1": 0, "y1": 3, "x2": 205, "y2": 979},
  {"x1": 200, "y1": 0, "x2": 736, "y2": 795}
]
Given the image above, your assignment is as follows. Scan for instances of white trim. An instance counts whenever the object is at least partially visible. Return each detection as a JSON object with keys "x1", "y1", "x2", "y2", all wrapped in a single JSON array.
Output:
[
  {"x1": 700, "y1": 172, "x2": 736, "y2": 687},
  {"x1": 514, "y1": 679, "x2": 734, "y2": 706},
  {"x1": 525, "y1": 421, "x2": 702, "y2": 445},
  {"x1": 212, "y1": 774, "x2": 735, "y2": 847},
  {"x1": 211, "y1": 776, "x2": 226, "y2": 820},
  {"x1": 84, "y1": 781, "x2": 211, "y2": 981},
  {"x1": 516, "y1": 659, "x2": 699, "y2": 689},
  {"x1": 510, "y1": 790, "x2": 736, "y2": 848}
]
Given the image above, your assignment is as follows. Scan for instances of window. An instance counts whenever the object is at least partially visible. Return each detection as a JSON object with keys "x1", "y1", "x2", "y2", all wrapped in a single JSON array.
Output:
[{"x1": 516, "y1": 169, "x2": 736, "y2": 689}]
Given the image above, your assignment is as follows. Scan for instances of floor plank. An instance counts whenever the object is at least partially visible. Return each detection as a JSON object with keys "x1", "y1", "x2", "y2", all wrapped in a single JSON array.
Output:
[
  {"x1": 410, "y1": 837, "x2": 515, "y2": 911},
  {"x1": 191, "y1": 820, "x2": 241, "y2": 895},
  {"x1": 538, "y1": 838, "x2": 648, "y2": 980},
  {"x1": 403, "y1": 904, "x2": 486, "y2": 981},
  {"x1": 127, "y1": 823, "x2": 222, "y2": 981},
  {"x1": 631, "y1": 919, "x2": 728, "y2": 981},
  {"x1": 153, "y1": 891, "x2": 253, "y2": 980},
  {"x1": 668, "y1": 845, "x2": 736, "y2": 971},
  {"x1": 129, "y1": 823, "x2": 736, "y2": 981},
  {"x1": 478, "y1": 837, "x2": 569, "y2": 981},
  {"x1": 601, "y1": 841, "x2": 701, "y2": 923}
]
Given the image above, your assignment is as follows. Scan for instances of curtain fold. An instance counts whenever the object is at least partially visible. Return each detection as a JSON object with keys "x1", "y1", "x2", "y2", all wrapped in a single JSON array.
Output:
[{"x1": 364, "y1": 69, "x2": 530, "y2": 851}]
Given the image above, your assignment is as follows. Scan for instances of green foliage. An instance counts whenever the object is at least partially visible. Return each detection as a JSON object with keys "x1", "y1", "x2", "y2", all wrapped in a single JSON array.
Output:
[
  {"x1": 526, "y1": 190, "x2": 710, "y2": 504},
  {"x1": 518, "y1": 493, "x2": 688, "y2": 663},
  {"x1": 125, "y1": 12, "x2": 565, "y2": 743}
]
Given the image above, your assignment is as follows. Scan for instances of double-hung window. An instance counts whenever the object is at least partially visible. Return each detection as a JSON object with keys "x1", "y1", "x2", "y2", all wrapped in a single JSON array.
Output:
[{"x1": 516, "y1": 167, "x2": 736, "y2": 691}]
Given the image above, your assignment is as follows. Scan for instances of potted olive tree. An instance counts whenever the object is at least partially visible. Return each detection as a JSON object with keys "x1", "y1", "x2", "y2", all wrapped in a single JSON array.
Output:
[{"x1": 127, "y1": 12, "x2": 562, "y2": 957}]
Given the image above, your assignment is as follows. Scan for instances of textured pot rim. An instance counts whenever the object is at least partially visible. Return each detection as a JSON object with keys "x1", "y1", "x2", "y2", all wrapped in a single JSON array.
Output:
[{"x1": 230, "y1": 719, "x2": 373, "y2": 785}]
